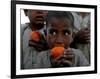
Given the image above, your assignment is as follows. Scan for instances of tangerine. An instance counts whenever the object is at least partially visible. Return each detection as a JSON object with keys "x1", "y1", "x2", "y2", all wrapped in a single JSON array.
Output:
[
  {"x1": 31, "y1": 31, "x2": 40, "y2": 41},
  {"x1": 51, "y1": 47, "x2": 64, "y2": 59}
]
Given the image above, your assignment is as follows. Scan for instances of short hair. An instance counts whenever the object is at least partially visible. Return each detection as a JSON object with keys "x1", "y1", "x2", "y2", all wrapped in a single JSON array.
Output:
[{"x1": 46, "y1": 11, "x2": 74, "y2": 30}]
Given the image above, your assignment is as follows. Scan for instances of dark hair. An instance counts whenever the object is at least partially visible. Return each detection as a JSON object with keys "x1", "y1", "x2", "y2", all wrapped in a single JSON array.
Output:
[
  {"x1": 46, "y1": 11, "x2": 74, "y2": 29},
  {"x1": 24, "y1": 9, "x2": 28, "y2": 16}
]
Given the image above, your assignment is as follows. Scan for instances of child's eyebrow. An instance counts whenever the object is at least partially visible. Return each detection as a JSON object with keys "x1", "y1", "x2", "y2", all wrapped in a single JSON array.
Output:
[
  {"x1": 47, "y1": 28, "x2": 58, "y2": 34},
  {"x1": 63, "y1": 29, "x2": 71, "y2": 34},
  {"x1": 49, "y1": 29, "x2": 57, "y2": 32}
]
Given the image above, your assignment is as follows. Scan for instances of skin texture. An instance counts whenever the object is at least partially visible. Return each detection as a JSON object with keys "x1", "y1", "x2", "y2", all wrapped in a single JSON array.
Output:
[
  {"x1": 47, "y1": 18, "x2": 73, "y2": 49},
  {"x1": 74, "y1": 27, "x2": 90, "y2": 44},
  {"x1": 46, "y1": 17, "x2": 74, "y2": 67},
  {"x1": 74, "y1": 12, "x2": 90, "y2": 44}
]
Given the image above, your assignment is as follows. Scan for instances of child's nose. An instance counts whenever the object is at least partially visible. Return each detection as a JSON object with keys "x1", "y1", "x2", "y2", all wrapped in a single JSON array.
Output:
[
  {"x1": 36, "y1": 10, "x2": 47, "y2": 14},
  {"x1": 56, "y1": 36, "x2": 64, "y2": 44}
]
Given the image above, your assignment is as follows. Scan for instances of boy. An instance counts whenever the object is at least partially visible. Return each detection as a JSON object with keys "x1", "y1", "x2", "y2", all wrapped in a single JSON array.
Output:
[
  {"x1": 35, "y1": 11, "x2": 89, "y2": 68},
  {"x1": 21, "y1": 9, "x2": 48, "y2": 69}
]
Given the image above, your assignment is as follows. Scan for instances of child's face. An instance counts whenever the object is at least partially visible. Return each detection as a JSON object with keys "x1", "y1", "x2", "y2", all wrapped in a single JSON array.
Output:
[
  {"x1": 47, "y1": 17, "x2": 73, "y2": 49},
  {"x1": 26, "y1": 10, "x2": 48, "y2": 26}
]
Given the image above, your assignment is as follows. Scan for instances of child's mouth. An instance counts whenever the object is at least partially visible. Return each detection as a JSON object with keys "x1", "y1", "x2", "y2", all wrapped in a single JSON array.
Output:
[{"x1": 36, "y1": 16, "x2": 44, "y2": 21}]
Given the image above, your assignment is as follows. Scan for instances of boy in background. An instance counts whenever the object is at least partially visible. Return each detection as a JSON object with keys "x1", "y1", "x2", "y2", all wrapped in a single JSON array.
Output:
[{"x1": 21, "y1": 9, "x2": 48, "y2": 69}]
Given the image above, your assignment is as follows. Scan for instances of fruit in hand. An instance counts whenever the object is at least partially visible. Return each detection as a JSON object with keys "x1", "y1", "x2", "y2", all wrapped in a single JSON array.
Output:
[
  {"x1": 31, "y1": 31, "x2": 40, "y2": 41},
  {"x1": 51, "y1": 47, "x2": 64, "y2": 59}
]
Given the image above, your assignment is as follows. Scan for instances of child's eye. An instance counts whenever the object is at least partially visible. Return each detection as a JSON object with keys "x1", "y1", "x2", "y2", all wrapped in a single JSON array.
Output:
[
  {"x1": 52, "y1": 32, "x2": 56, "y2": 35},
  {"x1": 49, "y1": 29, "x2": 57, "y2": 36},
  {"x1": 63, "y1": 30, "x2": 71, "y2": 36},
  {"x1": 64, "y1": 32, "x2": 68, "y2": 36},
  {"x1": 50, "y1": 31, "x2": 56, "y2": 35}
]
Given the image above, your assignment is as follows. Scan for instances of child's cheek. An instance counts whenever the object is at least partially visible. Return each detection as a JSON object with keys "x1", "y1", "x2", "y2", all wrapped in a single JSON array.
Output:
[{"x1": 47, "y1": 35, "x2": 56, "y2": 48}]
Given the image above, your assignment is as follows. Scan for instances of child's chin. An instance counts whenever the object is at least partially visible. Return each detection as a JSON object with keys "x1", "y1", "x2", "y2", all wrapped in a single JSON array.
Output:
[{"x1": 35, "y1": 23, "x2": 44, "y2": 29}]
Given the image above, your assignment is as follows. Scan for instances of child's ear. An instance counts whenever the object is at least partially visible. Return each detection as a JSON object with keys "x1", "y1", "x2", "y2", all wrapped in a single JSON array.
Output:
[{"x1": 24, "y1": 9, "x2": 28, "y2": 16}]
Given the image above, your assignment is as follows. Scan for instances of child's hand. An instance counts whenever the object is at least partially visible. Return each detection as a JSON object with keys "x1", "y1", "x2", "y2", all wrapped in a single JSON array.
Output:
[
  {"x1": 29, "y1": 32, "x2": 49, "y2": 51},
  {"x1": 74, "y1": 27, "x2": 90, "y2": 44},
  {"x1": 51, "y1": 48, "x2": 74, "y2": 67}
]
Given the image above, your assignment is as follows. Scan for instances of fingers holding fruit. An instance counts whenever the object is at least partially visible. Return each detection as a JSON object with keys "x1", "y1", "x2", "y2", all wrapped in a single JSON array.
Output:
[
  {"x1": 29, "y1": 31, "x2": 49, "y2": 51},
  {"x1": 31, "y1": 31, "x2": 40, "y2": 41},
  {"x1": 61, "y1": 49, "x2": 74, "y2": 66},
  {"x1": 51, "y1": 47, "x2": 74, "y2": 67},
  {"x1": 74, "y1": 27, "x2": 90, "y2": 44}
]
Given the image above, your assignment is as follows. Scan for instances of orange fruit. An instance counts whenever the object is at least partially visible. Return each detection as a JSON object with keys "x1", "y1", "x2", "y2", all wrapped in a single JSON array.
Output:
[
  {"x1": 31, "y1": 31, "x2": 40, "y2": 41},
  {"x1": 51, "y1": 47, "x2": 64, "y2": 59}
]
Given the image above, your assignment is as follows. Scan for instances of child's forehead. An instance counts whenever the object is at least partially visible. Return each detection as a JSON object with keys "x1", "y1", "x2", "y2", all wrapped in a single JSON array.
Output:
[
  {"x1": 48, "y1": 17, "x2": 71, "y2": 24},
  {"x1": 47, "y1": 19, "x2": 72, "y2": 31},
  {"x1": 48, "y1": 18, "x2": 71, "y2": 27},
  {"x1": 46, "y1": 24, "x2": 72, "y2": 31},
  {"x1": 49, "y1": 17, "x2": 69, "y2": 20},
  {"x1": 47, "y1": 11, "x2": 73, "y2": 22}
]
